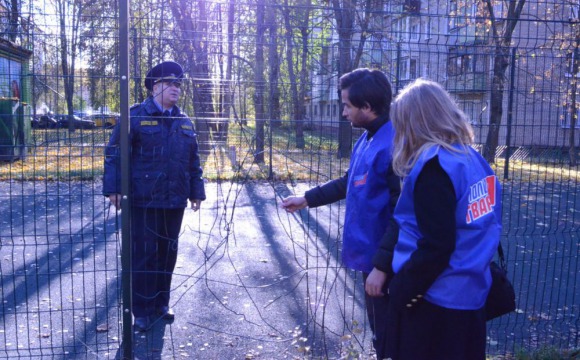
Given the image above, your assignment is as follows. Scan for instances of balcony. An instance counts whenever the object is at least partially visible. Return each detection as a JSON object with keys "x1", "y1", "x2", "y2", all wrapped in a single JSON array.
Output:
[{"x1": 447, "y1": 72, "x2": 487, "y2": 93}]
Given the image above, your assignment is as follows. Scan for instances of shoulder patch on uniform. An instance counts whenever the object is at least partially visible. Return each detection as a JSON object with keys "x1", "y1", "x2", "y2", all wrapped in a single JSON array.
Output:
[
  {"x1": 181, "y1": 124, "x2": 193, "y2": 130},
  {"x1": 140, "y1": 120, "x2": 158, "y2": 126}
]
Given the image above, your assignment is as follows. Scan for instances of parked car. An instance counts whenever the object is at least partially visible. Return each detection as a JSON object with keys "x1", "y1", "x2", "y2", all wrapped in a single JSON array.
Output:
[
  {"x1": 90, "y1": 113, "x2": 119, "y2": 128},
  {"x1": 54, "y1": 114, "x2": 96, "y2": 129},
  {"x1": 74, "y1": 110, "x2": 91, "y2": 118},
  {"x1": 31, "y1": 114, "x2": 58, "y2": 129}
]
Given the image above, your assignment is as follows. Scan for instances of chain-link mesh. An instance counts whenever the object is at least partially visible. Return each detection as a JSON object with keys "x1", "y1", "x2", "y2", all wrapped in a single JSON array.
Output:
[{"x1": 0, "y1": 0, "x2": 578, "y2": 358}]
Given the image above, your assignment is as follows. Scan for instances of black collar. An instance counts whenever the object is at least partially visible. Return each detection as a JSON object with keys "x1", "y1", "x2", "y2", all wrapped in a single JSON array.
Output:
[{"x1": 365, "y1": 113, "x2": 390, "y2": 138}]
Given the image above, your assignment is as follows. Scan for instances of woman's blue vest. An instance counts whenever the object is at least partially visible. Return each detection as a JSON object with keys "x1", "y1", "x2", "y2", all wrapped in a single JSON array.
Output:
[
  {"x1": 343, "y1": 121, "x2": 395, "y2": 273},
  {"x1": 392, "y1": 145, "x2": 502, "y2": 309}
]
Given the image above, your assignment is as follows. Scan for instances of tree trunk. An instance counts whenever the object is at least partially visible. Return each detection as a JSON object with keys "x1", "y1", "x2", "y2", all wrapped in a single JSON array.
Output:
[
  {"x1": 170, "y1": 0, "x2": 216, "y2": 152},
  {"x1": 332, "y1": 0, "x2": 355, "y2": 159},
  {"x1": 8, "y1": 0, "x2": 19, "y2": 42},
  {"x1": 283, "y1": 0, "x2": 310, "y2": 149},
  {"x1": 297, "y1": 23, "x2": 309, "y2": 149},
  {"x1": 483, "y1": 45, "x2": 510, "y2": 162},
  {"x1": 569, "y1": 42, "x2": 579, "y2": 166},
  {"x1": 218, "y1": 0, "x2": 236, "y2": 142},
  {"x1": 267, "y1": 3, "x2": 281, "y2": 129},
  {"x1": 482, "y1": 0, "x2": 526, "y2": 163},
  {"x1": 254, "y1": 0, "x2": 266, "y2": 164},
  {"x1": 57, "y1": 0, "x2": 76, "y2": 132}
]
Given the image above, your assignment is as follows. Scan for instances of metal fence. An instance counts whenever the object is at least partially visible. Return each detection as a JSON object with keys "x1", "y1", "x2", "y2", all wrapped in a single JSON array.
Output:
[{"x1": 0, "y1": 0, "x2": 579, "y2": 358}]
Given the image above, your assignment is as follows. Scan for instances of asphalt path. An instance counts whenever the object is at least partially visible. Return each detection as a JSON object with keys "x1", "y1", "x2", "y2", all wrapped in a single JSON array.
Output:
[{"x1": 0, "y1": 180, "x2": 578, "y2": 359}]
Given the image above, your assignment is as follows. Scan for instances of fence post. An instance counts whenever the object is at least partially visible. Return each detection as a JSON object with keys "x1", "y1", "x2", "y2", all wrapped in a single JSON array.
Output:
[
  {"x1": 503, "y1": 47, "x2": 517, "y2": 180},
  {"x1": 268, "y1": 118, "x2": 273, "y2": 180},
  {"x1": 119, "y1": 0, "x2": 133, "y2": 358},
  {"x1": 395, "y1": 42, "x2": 401, "y2": 95},
  {"x1": 132, "y1": 27, "x2": 139, "y2": 103}
]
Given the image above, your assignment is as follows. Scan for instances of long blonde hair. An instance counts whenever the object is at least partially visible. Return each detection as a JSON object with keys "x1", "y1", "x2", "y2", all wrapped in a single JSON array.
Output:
[{"x1": 391, "y1": 78, "x2": 474, "y2": 177}]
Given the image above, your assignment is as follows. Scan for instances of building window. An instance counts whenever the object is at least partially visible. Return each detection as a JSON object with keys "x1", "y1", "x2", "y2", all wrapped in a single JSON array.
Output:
[
  {"x1": 458, "y1": 100, "x2": 486, "y2": 125},
  {"x1": 318, "y1": 47, "x2": 331, "y2": 75},
  {"x1": 314, "y1": 105, "x2": 317, "y2": 116},
  {"x1": 449, "y1": 0, "x2": 459, "y2": 29},
  {"x1": 565, "y1": 51, "x2": 579, "y2": 78},
  {"x1": 571, "y1": 3, "x2": 580, "y2": 21},
  {"x1": 400, "y1": 57, "x2": 418, "y2": 80},
  {"x1": 448, "y1": 54, "x2": 471, "y2": 76},
  {"x1": 447, "y1": 48, "x2": 484, "y2": 76},
  {"x1": 404, "y1": 0, "x2": 421, "y2": 14},
  {"x1": 425, "y1": 17, "x2": 432, "y2": 39},
  {"x1": 333, "y1": 104, "x2": 337, "y2": 116},
  {"x1": 393, "y1": 16, "x2": 421, "y2": 41},
  {"x1": 327, "y1": 104, "x2": 331, "y2": 116},
  {"x1": 410, "y1": 16, "x2": 420, "y2": 40},
  {"x1": 449, "y1": 0, "x2": 474, "y2": 30}
]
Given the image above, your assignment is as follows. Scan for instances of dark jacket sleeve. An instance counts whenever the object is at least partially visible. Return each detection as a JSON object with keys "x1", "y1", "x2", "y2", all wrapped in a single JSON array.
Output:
[
  {"x1": 304, "y1": 171, "x2": 348, "y2": 208},
  {"x1": 102, "y1": 122, "x2": 122, "y2": 196},
  {"x1": 372, "y1": 163, "x2": 401, "y2": 274},
  {"x1": 388, "y1": 156, "x2": 457, "y2": 310}
]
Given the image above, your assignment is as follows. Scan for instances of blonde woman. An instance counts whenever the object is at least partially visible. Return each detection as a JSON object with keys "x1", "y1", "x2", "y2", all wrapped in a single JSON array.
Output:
[{"x1": 383, "y1": 79, "x2": 502, "y2": 359}]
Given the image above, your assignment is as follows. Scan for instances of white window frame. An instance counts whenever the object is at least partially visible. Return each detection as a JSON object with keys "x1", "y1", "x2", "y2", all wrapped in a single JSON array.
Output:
[
  {"x1": 425, "y1": 17, "x2": 432, "y2": 40},
  {"x1": 409, "y1": 16, "x2": 420, "y2": 41},
  {"x1": 449, "y1": 0, "x2": 474, "y2": 30},
  {"x1": 393, "y1": 15, "x2": 421, "y2": 42},
  {"x1": 400, "y1": 57, "x2": 418, "y2": 80},
  {"x1": 393, "y1": 18, "x2": 406, "y2": 41},
  {"x1": 449, "y1": 0, "x2": 460, "y2": 30}
]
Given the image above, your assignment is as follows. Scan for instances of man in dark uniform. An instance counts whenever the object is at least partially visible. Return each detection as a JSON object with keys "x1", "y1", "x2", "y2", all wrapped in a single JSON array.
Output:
[{"x1": 103, "y1": 61, "x2": 206, "y2": 332}]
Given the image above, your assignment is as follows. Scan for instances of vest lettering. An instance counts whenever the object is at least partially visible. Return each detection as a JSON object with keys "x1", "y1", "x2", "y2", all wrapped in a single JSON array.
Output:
[{"x1": 478, "y1": 198, "x2": 489, "y2": 216}]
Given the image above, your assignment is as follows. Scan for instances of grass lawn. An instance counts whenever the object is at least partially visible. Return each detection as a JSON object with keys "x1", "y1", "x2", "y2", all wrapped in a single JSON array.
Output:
[{"x1": 0, "y1": 127, "x2": 579, "y2": 183}]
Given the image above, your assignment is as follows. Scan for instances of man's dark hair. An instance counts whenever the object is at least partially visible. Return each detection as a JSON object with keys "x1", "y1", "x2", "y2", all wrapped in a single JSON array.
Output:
[{"x1": 339, "y1": 68, "x2": 392, "y2": 116}]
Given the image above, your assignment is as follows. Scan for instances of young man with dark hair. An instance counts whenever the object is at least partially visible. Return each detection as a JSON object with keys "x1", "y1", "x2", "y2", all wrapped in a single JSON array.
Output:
[{"x1": 281, "y1": 68, "x2": 399, "y2": 358}]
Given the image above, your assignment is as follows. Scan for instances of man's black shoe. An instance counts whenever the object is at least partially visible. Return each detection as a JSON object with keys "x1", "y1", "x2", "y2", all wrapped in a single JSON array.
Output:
[
  {"x1": 134, "y1": 317, "x2": 151, "y2": 332},
  {"x1": 157, "y1": 306, "x2": 175, "y2": 320}
]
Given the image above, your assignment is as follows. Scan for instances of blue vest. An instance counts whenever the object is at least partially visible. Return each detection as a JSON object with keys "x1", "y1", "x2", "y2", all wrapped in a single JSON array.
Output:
[
  {"x1": 392, "y1": 145, "x2": 502, "y2": 309},
  {"x1": 343, "y1": 121, "x2": 395, "y2": 272}
]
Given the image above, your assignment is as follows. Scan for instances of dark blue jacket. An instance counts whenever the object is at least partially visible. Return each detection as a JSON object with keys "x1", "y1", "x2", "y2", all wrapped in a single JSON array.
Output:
[{"x1": 103, "y1": 97, "x2": 206, "y2": 208}]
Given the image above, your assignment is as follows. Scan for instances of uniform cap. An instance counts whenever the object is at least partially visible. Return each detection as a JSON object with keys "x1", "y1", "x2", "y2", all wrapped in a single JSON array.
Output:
[{"x1": 145, "y1": 61, "x2": 184, "y2": 91}]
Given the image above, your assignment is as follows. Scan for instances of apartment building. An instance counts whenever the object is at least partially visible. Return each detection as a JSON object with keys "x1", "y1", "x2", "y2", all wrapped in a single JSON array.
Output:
[{"x1": 307, "y1": 0, "x2": 580, "y2": 148}]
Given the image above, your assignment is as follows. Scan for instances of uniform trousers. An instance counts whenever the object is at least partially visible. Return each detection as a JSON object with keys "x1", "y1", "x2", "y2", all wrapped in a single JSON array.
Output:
[{"x1": 131, "y1": 207, "x2": 185, "y2": 317}]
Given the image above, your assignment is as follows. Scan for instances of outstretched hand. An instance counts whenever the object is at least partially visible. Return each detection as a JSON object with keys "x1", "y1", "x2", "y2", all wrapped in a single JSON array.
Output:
[{"x1": 280, "y1": 196, "x2": 308, "y2": 213}]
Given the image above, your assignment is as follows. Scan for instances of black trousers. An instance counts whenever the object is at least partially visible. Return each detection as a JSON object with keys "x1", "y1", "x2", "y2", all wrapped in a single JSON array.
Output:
[
  {"x1": 385, "y1": 299, "x2": 486, "y2": 360},
  {"x1": 363, "y1": 273, "x2": 391, "y2": 360},
  {"x1": 131, "y1": 207, "x2": 185, "y2": 317}
]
